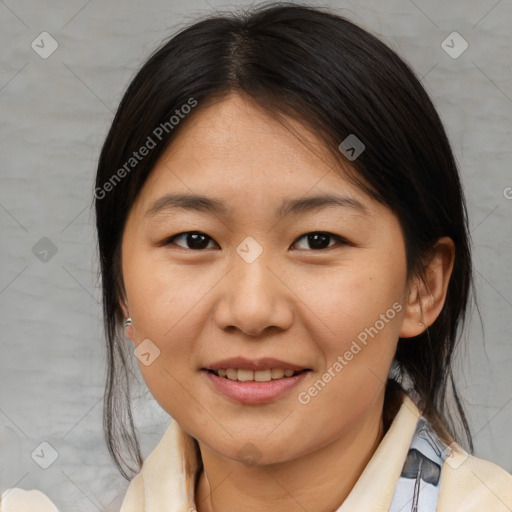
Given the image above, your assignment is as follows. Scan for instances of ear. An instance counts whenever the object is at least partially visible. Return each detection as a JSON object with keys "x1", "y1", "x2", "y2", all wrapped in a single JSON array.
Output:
[
  {"x1": 120, "y1": 301, "x2": 135, "y2": 341},
  {"x1": 399, "y1": 237, "x2": 455, "y2": 338}
]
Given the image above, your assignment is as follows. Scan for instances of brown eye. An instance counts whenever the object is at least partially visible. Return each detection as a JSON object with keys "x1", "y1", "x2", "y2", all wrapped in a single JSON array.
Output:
[
  {"x1": 292, "y1": 232, "x2": 349, "y2": 250},
  {"x1": 163, "y1": 231, "x2": 217, "y2": 250}
]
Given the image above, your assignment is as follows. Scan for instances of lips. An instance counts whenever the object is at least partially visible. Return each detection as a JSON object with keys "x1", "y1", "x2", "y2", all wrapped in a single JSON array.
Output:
[
  {"x1": 201, "y1": 356, "x2": 311, "y2": 403},
  {"x1": 202, "y1": 368, "x2": 310, "y2": 404}
]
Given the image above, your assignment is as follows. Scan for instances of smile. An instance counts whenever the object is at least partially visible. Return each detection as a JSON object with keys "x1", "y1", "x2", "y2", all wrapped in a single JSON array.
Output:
[
  {"x1": 202, "y1": 369, "x2": 311, "y2": 404},
  {"x1": 208, "y1": 368, "x2": 307, "y2": 382}
]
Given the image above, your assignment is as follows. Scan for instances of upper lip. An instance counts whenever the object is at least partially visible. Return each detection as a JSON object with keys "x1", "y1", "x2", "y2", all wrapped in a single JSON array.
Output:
[{"x1": 204, "y1": 357, "x2": 309, "y2": 372}]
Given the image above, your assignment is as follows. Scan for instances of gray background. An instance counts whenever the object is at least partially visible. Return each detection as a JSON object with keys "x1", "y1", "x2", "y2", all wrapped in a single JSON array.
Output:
[{"x1": 1, "y1": 0, "x2": 511, "y2": 510}]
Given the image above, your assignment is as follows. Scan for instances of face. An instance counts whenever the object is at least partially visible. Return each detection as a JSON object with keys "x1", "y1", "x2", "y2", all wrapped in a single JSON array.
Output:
[{"x1": 121, "y1": 93, "x2": 411, "y2": 465}]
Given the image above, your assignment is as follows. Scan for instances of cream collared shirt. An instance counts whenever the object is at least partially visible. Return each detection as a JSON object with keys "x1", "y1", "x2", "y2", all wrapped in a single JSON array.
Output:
[
  {"x1": 119, "y1": 394, "x2": 512, "y2": 512},
  {"x1": 3, "y1": 395, "x2": 511, "y2": 511}
]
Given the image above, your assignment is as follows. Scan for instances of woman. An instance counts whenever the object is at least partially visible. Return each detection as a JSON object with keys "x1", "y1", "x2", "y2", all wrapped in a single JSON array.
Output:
[{"x1": 3, "y1": 3, "x2": 510, "y2": 511}]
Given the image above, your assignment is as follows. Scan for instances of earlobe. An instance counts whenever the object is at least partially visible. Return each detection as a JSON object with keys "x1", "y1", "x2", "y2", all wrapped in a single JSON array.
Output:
[
  {"x1": 124, "y1": 318, "x2": 134, "y2": 341},
  {"x1": 121, "y1": 303, "x2": 134, "y2": 341},
  {"x1": 399, "y1": 278, "x2": 425, "y2": 338},
  {"x1": 399, "y1": 237, "x2": 455, "y2": 338}
]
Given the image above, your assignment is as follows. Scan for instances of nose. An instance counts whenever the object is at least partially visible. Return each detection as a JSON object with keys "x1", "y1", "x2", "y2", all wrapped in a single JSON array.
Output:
[{"x1": 213, "y1": 250, "x2": 294, "y2": 337}]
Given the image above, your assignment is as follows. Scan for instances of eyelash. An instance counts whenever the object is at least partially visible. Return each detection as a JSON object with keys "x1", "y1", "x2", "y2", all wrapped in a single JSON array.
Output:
[{"x1": 160, "y1": 231, "x2": 352, "y2": 251}]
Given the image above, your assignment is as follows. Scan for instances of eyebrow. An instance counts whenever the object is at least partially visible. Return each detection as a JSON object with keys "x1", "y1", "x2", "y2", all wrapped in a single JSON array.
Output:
[{"x1": 144, "y1": 192, "x2": 368, "y2": 219}]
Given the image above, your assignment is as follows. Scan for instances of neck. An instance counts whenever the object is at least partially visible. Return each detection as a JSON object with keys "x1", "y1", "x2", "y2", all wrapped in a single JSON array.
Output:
[{"x1": 194, "y1": 393, "x2": 389, "y2": 512}]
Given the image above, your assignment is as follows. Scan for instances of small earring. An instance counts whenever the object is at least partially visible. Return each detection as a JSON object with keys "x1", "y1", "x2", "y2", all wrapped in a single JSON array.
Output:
[
  {"x1": 124, "y1": 317, "x2": 132, "y2": 328},
  {"x1": 419, "y1": 321, "x2": 425, "y2": 327}
]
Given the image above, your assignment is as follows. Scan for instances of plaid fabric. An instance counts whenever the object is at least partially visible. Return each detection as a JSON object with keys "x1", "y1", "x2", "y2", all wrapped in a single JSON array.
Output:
[{"x1": 389, "y1": 416, "x2": 449, "y2": 512}]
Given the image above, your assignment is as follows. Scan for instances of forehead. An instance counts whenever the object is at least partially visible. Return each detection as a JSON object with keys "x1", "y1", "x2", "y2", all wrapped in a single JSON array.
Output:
[{"x1": 138, "y1": 94, "x2": 371, "y2": 207}]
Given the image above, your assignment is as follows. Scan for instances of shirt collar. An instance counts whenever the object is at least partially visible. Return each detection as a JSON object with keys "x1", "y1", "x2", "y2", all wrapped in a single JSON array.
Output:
[{"x1": 129, "y1": 393, "x2": 421, "y2": 512}]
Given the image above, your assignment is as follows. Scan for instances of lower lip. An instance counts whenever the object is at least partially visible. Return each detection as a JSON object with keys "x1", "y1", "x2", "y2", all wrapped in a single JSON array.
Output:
[{"x1": 202, "y1": 370, "x2": 310, "y2": 405}]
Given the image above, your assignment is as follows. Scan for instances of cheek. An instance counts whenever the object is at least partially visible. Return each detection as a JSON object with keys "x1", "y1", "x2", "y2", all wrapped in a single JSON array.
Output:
[
  {"x1": 293, "y1": 285, "x2": 404, "y2": 446},
  {"x1": 298, "y1": 259, "x2": 406, "y2": 352},
  {"x1": 292, "y1": 258, "x2": 405, "y2": 411},
  {"x1": 121, "y1": 249, "x2": 207, "y2": 414},
  {"x1": 123, "y1": 248, "x2": 206, "y2": 339}
]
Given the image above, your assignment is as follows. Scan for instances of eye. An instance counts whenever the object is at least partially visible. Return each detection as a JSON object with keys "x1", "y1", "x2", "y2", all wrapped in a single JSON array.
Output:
[
  {"x1": 162, "y1": 231, "x2": 218, "y2": 250},
  {"x1": 292, "y1": 232, "x2": 349, "y2": 251},
  {"x1": 160, "y1": 231, "x2": 350, "y2": 251}
]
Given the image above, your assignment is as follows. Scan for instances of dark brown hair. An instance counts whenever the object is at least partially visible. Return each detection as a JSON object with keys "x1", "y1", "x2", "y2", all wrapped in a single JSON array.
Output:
[{"x1": 94, "y1": 3, "x2": 474, "y2": 479}]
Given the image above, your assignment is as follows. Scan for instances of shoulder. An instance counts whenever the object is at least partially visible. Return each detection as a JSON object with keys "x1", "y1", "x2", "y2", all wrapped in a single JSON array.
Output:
[
  {"x1": 119, "y1": 471, "x2": 145, "y2": 512},
  {"x1": 438, "y1": 446, "x2": 512, "y2": 511},
  {"x1": 0, "y1": 488, "x2": 59, "y2": 511}
]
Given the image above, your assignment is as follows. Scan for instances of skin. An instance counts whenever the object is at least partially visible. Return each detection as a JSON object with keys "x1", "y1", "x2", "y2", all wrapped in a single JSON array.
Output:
[{"x1": 121, "y1": 93, "x2": 455, "y2": 512}]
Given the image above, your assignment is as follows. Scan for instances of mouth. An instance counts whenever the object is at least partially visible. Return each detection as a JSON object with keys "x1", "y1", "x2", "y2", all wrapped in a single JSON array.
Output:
[
  {"x1": 203, "y1": 356, "x2": 311, "y2": 380},
  {"x1": 201, "y1": 357, "x2": 312, "y2": 404},
  {"x1": 205, "y1": 368, "x2": 309, "y2": 382}
]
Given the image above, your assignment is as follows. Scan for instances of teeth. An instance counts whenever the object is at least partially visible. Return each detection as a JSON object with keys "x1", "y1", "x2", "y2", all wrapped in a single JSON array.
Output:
[
  {"x1": 254, "y1": 369, "x2": 272, "y2": 382},
  {"x1": 213, "y1": 368, "x2": 301, "y2": 381},
  {"x1": 271, "y1": 368, "x2": 285, "y2": 379},
  {"x1": 226, "y1": 368, "x2": 238, "y2": 380},
  {"x1": 237, "y1": 369, "x2": 254, "y2": 381}
]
